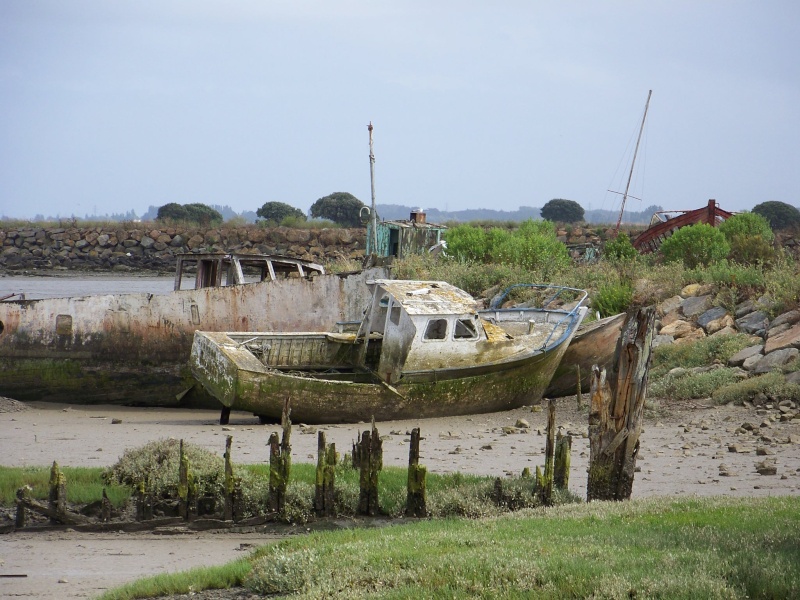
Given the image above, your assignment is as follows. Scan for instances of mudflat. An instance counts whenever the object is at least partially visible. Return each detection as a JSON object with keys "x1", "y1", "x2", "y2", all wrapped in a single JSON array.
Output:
[{"x1": 1, "y1": 398, "x2": 799, "y2": 599}]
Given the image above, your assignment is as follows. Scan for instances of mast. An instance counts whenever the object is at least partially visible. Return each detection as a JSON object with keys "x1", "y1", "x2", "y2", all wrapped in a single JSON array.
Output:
[
  {"x1": 368, "y1": 122, "x2": 378, "y2": 254},
  {"x1": 614, "y1": 90, "x2": 652, "y2": 235}
]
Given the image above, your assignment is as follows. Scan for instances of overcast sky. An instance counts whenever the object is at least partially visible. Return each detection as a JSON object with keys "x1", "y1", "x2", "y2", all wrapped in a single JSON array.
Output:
[{"x1": 1, "y1": 1, "x2": 798, "y2": 220}]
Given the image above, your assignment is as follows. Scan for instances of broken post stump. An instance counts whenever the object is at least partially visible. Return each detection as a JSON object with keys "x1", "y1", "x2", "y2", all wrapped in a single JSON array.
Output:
[
  {"x1": 135, "y1": 480, "x2": 153, "y2": 521},
  {"x1": 224, "y1": 435, "x2": 234, "y2": 521},
  {"x1": 587, "y1": 306, "x2": 655, "y2": 501},
  {"x1": 406, "y1": 428, "x2": 427, "y2": 518},
  {"x1": 15, "y1": 485, "x2": 90, "y2": 526},
  {"x1": 101, "y1": 488, "x2": 112, "y2": 522},
  {"x1": 314, "y1": 431, "x2": 336, "y2": 517},
  {"x1": 357, "y1": 421, "x2": 383, "y2": 516},
  {"x1": 48, "y1": 461, "x2": 66, "y2": 525},
  {"x1": 576, "y1": 365, "x2": 583, "y2": 410},
  {"x1": 269, "y1": 398, "x2": 292, "y2": 513},
  {"x1": 15, "y1": 486, "x2": 31, "y2": 528},
  {"x1": 554, "y1": 431, "x2": 572, "y2": 490},
  {"x1": 541, "y1": 399, "x2": 556, "y2": 505}
]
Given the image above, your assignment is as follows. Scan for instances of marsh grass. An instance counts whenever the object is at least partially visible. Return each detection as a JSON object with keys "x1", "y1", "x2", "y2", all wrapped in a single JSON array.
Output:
[
  {"x1": 0, "y1": 466, "x2": 130, "y2": 506},
  {"x1": 97, "y1": 496, "x2": 800, "y2": 599}
]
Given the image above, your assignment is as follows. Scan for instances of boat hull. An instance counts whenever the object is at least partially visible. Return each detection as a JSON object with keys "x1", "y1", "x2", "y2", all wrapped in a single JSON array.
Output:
[
  {"x1": 545, "y1": 312, "x2": 626, "y2": 398},
  {"x1": 0, "y1": 268, "x2": 385, "y2": 405},
  {"x1": 191, "y1": 320, "x2": 580, "y2": 424}
]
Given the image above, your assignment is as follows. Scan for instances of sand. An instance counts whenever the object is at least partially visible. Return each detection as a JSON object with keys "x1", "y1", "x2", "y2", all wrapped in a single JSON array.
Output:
[{"x1": 1, "y1": 398, "x2": 799, "y2": 598}]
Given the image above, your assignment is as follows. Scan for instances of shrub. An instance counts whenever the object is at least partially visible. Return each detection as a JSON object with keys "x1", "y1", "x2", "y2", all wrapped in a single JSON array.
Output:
[
  {"x1": 247, "y1": 546, "x2": 316, "y2": 595},
  {"x1": 659, "y1": 223, "x2": 730, "y2": 268},
  {"x1": 752, "y1": 200, "x2": 800, "y2": 231},
  {"x1": 712, "y1": 371, "x2": 800, "y2": 405},
  {"x1": 649, "y1": 367, "x2": 744, "y2": 400},
  {"x1": 719, "y1": 213, "x2": 774, "y2": 243},
  {"x1": 592, "y1": 282, "x2": 633, "y2": 317},
  {"x1": 444, "y1": 224, "x2": 490, "y2": 262},
  {"x1": 728, "y1": 234, "x2": 776, "y2": 266},
  {"x1": 650, "y1": 334, "x2": 753, "y2": 380},
  {"x1": 603, "y1": 233, "x2": 638, "y2": 261}
]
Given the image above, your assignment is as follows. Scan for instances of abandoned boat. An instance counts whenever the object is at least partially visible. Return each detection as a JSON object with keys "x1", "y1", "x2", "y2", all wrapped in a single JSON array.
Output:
[
  {"x1": 0, "y1": 253, "x2": 386, "y2": 406},
  {"x1": 190, "y1": 279, "x2": 587, "y2": 423}
]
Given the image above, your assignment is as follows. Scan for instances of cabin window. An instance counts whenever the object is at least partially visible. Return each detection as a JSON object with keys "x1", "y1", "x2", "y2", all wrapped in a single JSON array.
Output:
[
  {"x1": 454, "y1": 318, "x2": 478, "y2": 340},
  {"x1": 423, "y1": 318, "x2": 448, "y2": 340},
  {"x1": 379, "y1": 295, "x2": 390, "y2": 307},
  {"x1": 390, "y1": 306, "x2": 402, "y2": 326}
]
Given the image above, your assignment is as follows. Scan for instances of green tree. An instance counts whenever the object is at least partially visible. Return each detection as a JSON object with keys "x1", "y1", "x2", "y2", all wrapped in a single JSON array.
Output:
[
  {"x1": 256, "y1": 202, "x2": 306, "y2": 224},
  {"x1": 751, "y1": 201, "x2": 800, "y2": 231},
  {"x1": 540, "y1": 199, "x2": 585, "y2": 223},
  {"x1": 310, "y1": 192, "x2": 366, "y2": 227},
  {"x1": 156, "y1": 203, "x2": 223, "y2": 226},
  {"x1": 659, "y1": 223, "x2": 730, "y2": 269},
  {"x1": 156, "y1": 202, "x2": 188, "y2": 222}
]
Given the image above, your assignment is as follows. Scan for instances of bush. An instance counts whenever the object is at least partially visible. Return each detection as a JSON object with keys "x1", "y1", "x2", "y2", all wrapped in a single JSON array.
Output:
[
  {"x1": 719, "y1": 212, "x2": 774, "y2": 243},
  {"x1": 649, "y1": 367, "x2": 744, "y2": 400},
  {"x1": 712, "y1": 371, "x2": 800, "y2": 405},
  {"x1": 603, "y1": 233, "x2": 638, "y2": 261},
  {"x1": 444, "y1": 224, "x2": 490, "y2": 262},
  {"x1": 592, "y1": 282, "x2": 633, "y2": 317},
  {"x1": 650, "y1": 334, "x2": 754, "y2": 380},
  {"x1": 752, "y1": 200, "x2": 800, "y2": 231},
  {"x1": 659, "y1": 223, "x2": 730, "y2": 268}
]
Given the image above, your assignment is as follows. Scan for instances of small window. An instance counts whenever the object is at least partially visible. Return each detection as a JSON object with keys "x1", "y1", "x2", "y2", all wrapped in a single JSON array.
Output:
[
  {"x1": 390, "y1": 306, "x2": 401, "y2": 325},
  {"x1": 454, "y1": 318, "x2": 478, "y2": 340},
  {"x1": 424, "y1": 318, "x2": 447, "y2": 340}
]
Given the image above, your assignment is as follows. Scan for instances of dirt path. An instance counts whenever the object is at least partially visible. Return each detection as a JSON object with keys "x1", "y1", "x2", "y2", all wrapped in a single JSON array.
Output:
[{"x1": 1, "y1": 398, "x2": 799, "y2": 598}]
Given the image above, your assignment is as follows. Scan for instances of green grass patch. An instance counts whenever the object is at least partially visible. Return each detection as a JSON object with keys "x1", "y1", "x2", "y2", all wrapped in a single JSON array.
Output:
[
  {"x1": 649, "y1": 367, "x2": 746, "y2": 400},
  {"x1": 712, "y1": 371, "x2": 800, "y2": 405},
  {"x1": 97, "y1": 496, "x2": 800, "y2": 599},
  {"x1": 650, "y1": 334, "x2": 753, "y2": 380},
  {"x1": 0, "y1": 466, "x2": 130, "y2": 507}
]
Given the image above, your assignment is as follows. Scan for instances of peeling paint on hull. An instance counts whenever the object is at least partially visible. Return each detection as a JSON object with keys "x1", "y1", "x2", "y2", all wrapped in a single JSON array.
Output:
[{"x1": 0, "y1": 268, "x2": 385, "y2": 405}]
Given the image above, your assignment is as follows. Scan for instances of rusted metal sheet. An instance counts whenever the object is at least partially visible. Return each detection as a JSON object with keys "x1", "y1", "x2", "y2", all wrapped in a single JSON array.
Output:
[{"x1": 0, "y1": 266, "x2": 386, "y2": 405}]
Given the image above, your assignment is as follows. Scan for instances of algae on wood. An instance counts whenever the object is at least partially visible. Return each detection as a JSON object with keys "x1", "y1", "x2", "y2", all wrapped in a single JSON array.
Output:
[
  {"x1": 356, "y1": 420, "x2": 383, "y2": 516},
  {"x1": 314, "y1": 431, "x2": 336, "y2": 517},
  {"x1": 269, "y1": 398, "x2": 292, "y2": 513},
  {"x1": 406, "y1": 427, "x2": 427, "y2": 517}
]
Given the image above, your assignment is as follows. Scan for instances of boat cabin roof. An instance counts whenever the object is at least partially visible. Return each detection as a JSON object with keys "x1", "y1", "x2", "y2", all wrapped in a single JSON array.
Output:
[
  {"x1": 372, "y1": 279, "x2": 479, "y2": 316},
  {"x1": 174, "y1": 253, "x2": 325, "y2": 290}
]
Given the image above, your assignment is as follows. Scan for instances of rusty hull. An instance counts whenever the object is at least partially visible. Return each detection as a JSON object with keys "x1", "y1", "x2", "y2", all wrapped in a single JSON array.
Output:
[{"x1": 0, "y1": 268, "x2": 384, "y2": 405}]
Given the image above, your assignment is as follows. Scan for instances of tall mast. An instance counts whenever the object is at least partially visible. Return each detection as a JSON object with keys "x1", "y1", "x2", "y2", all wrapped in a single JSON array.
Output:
[
  {"x1": 368, "y1": 122, "x2": 378, "y2": 254},
  {"x1": 614, "y1": 89, "x2": 652, "y2": 235}
]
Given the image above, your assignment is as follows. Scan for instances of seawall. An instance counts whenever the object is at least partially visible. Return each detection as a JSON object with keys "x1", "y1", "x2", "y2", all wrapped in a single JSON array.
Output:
[{"x1": 0, "y1": 224, "x2": 367, "y2": 271}]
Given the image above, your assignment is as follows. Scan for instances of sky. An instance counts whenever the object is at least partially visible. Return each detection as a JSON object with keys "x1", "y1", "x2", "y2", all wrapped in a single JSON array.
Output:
[{"x1": 1, "y1": 1, "x2": 799, "y2": 220}]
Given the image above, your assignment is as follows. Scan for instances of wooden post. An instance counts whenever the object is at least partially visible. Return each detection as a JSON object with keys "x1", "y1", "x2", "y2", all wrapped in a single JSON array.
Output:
[
  {"x1": 406, "y1": 428, "x2": 427, "y2": 518},
  {"x1": 15, "y1": 486, "x2": 30, "y2": 528},
  {"x1": 178, "y1": 439, "x2": 196, "y2": 519},
  {"x1": 135, "y1": 480, "x2": 153, "y2": 521},
  {"x1": 587, "y1": 307, "x2": 655, "y2": 501},
  {"x1": 101, "y1": 488, "x2": 112, "y2": 522},
  {"x1": 269, "y1": 398, "x2": 292, "y2": 513},
  {"x1": 576, "y1": 365, "x2": 583, "y2": 410},
  {"x1": 223, "y1": 435, "x2": 234, "y2": 521},
  {"x1": 314, "y1": 431, "x2": 336, "y2": 517},
  {"x1": 554, "y1": 432, "x2": 572, "y2": 490},
  {"x1": 48, "y1": 461, "x2": 66, "y2": 525},
  {"x1": 357, "y1": 420, "x2": 383, "y2": 516},
  {"x1": 540, "y1": 400, "x2": 556, "y2": 505}
]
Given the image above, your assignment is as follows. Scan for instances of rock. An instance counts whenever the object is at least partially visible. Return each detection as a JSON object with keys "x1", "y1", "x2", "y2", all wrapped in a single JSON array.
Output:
[
  {"x1": 728, "y1": 344, "x2": 764, "y2": 367},
  {"x1": 752, "y1": 348, "x2": 799, "y2": 374},
  {"x1": 706, "y1": 314, "x2": 735, "y2": 334},
  {"x1": 766, "y1": 323, "x2": 792, "y2": 339},
  {"x1": 660, "y1": 319, "x2": 697, "y2": 338},
  {"x1": 682, "y1": 295, "x2": 713, "y2": 318},
  {"x1": 710, "y1": 325, "x2": 737, "y2": 338},
  {"x1": 673, "y1": 328, "x2": 706, "y2": 344},
  {"x1": 111, "y1": 418, "x2": 122, "y2": 425},
  {"x1": 741, "y1": 422, "x2": 757, "y2": 431},
  {"x1": 770, "y1": 309, "x2": 800, "y2": 329},
  {"x1": 515, "y1": 418, "x2": 530, "y2": 429},
  {"x1": 764, "y1": 322, "x2": 800, "y2": 354},
  {"x1": 756, "y1": 446, "x2": 774, "y2": 456},
  {"x1": 741, "y1": 354, "x2": 763, "y2": 371},
  {"x1": 697, "y1": 306, "x2": 728, "y2": 329},
  {"x1": 681, "y1": 283, "x2": 713, "y2": 298},
  {"x1": 501, "y1": 426, "x2": 519, "y2": 435},
  {"x1": 755, "y1": 459, "x2": 777, "y2": 476},
  {"x1": 736, "y1": 311, "x2": 770, "y2": 336},
  {"x1": 652, "y1": 334, "x2": 674, "y2": 348},
  {"x1": 735, "y1": 299, "x2": 755, "y2": 318},
  {"x1": 785, "y1": 371, "x2": 800, "y2": 386},
  {"x1": 658, "y1": 295, "x2": 683, "y2": 317}
]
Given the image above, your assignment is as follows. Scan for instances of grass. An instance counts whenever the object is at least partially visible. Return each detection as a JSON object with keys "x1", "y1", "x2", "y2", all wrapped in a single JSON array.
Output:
[
  {"x1": 0, "y1": 465, "x2": 130, "y2": 507},
  {"x1": 96, "y1": 495, "x2": 800, "y2": 599}
]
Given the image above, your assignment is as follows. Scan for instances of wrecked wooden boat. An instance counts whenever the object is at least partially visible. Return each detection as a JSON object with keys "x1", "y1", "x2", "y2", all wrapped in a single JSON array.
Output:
[
  {"x1": 632, "y1": 199, "x2": 734, "y2": 254},
  {"x1": 545, "y1": 312, "x2": 627, "y2": 398},
  {"x1": 0, "y1": 254, "x2": 385, "y2": 406},
  {"x1": 190, "y1": 280, "x2": 587, "y2": 423}
]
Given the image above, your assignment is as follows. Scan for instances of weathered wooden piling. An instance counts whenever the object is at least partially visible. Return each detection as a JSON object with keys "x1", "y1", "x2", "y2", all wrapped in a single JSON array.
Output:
[
  {"x1": 576, "y1": 365, "x2": 583, "y2": 410},
  {"x1": 314, "y1": 431, "x2": 336, "y2": 517},
  {"x1": 48, "y1": 461, "x2": 66, "y2": 525},
  {"x1": 223, "y1": 435, "x2": 235, "y2": 521},
  {"x1": 587, "y1": 307, "x2": 655, "y2": 501},
  {"x1": 554, "y1": 431, "x2": 572, "y2": 490},
  {"x1": 101, "y1": 488, "x2": 112, "y2": 522},
  {"x1": 269, "y1": 399, "x2": 292, "y2": 513},
  {"x1": 356, "y1": 421, "x2": 383, "y2": 516},
  {"x1": 178, "y1": 439, "x2": 196, "y2": 519},
  {"x1": 135, "y1": 480, "x2": 153, "y2": 521},
  {"x1": 541, "y1": 400, "x2": 556, "y2": 505},
  {"x1": 406, "y1": 428, "x2": 427, "y2": 518},
  {"x1": 15, "y1": 486, "x2": 31, "y2": 528}
]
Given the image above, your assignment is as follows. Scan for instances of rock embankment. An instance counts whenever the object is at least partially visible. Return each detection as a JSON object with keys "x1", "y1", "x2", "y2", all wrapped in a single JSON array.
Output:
[
  {"x1": 0, "y1": 225, "x2": 366, "y2": 271},
  {"x1": 653, "y1": 282, "x2": 800, "y2": 399}
]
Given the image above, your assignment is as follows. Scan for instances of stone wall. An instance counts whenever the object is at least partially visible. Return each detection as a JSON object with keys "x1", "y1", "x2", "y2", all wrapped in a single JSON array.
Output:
[{"x1": 0, "y1": 225, "x2": 367, "y2": 271}]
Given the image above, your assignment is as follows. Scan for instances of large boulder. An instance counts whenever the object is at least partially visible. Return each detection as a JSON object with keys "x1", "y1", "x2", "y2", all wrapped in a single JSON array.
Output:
[
  {"x1": 728, "y1": 344, "x2": 764, "y2": 367},
  {"x1": 682, "y1": 295, "x2": 713, "y2": 318},
  {"x1": 753, "y1": 348, "x2": 800, "y2": 374},
  {"x1": 764, "y1": 322, "x2": 800, "y2": 354},
  {"x1": 735, "y1": 311, "x2": 770, "y2": 336}
]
